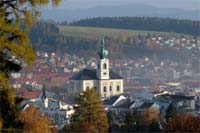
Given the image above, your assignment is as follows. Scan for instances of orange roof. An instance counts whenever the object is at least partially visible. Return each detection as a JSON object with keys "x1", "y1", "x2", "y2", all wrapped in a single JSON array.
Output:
[{"x1": 18, "y1": 89, "x2": 41, "y2": 100}]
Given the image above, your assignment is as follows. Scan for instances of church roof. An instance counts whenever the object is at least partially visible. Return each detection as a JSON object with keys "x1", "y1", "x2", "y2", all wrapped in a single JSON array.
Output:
[{"x1": 69, "y1": 69, "x2": 123, "y2": 80}]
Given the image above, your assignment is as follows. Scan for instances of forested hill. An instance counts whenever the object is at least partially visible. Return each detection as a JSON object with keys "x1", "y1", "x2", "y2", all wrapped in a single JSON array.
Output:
[{"x1": 70, "y1": 17, "x2": 200, "y2": 36}]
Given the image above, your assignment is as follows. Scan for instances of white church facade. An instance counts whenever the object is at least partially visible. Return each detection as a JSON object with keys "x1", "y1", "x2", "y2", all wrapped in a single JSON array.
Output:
[{"x1": 69, "y1": 39, "x2": 124, "y2": 98}]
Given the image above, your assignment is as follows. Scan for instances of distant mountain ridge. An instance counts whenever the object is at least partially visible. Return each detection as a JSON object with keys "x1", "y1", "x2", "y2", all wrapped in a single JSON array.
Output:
[{"x1": 41, "y1": 4, "x2": 200, "y2": 22}]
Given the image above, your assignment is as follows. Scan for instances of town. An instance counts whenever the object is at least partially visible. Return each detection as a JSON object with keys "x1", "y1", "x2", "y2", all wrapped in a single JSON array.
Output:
[
  {"x1": 11, "y1": 35, "x2": 200, "y2": 130},
  {"x1": 1, "y1": 0, "x2": 200, "y2": 132}
]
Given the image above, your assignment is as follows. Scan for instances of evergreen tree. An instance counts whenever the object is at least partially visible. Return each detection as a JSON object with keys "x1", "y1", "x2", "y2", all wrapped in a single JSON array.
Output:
[
  {"x1": 107, "y1": 111, "x2": 116, "y2": 132},
  {"x1": 67, "y1": 88, "x2": 108, "y2": 133},
  {"x1": 0, "y1": 0, "x2": 61, "y2": 130},
  {"x1": 165, "y1": 103, "x2": 177, "y2": 122}
]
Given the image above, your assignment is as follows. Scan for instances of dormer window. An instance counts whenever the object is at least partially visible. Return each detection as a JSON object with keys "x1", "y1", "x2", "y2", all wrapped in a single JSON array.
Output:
[{"x1": 103, "y1": 63, "x2": 107, "y2": 69}]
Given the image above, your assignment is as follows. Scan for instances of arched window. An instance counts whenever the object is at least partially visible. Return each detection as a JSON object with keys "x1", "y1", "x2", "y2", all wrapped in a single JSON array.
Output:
[
  {"x1": 103, "y1": 63, "x2": 107, "y2": 69},
  {"x1": 110, "y1": 86, "x2": 112, "y2": 91},
  {"x1": 103, "y1": 86, "x2": 107, "y2": 92},
  {"x1": 117, "y1": 85, "x2": 120, "y2": 91}
]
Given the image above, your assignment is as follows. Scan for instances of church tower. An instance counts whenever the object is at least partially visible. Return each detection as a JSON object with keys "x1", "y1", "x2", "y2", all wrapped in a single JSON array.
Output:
[{"x1": 96, "y1": 38, "x2": 110, "y2": 79}]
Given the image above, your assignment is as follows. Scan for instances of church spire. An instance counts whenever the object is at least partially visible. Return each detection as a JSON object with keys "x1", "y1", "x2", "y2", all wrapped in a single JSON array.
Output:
[
  {"x1": 42, "y1": 84, "x2": 46, "y2": 99},
  {"x1": 98, "y1": 38, "x2": 108, "y2": 59},
  {"x1": 96, "y1": 37, "x2": 110, "y2": 79}
]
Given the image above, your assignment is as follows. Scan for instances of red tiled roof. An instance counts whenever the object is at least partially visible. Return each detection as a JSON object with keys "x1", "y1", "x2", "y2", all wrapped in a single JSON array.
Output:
[
  {"x1": 124, "y1": 82, "x2": 144, "y2": 89},
  {"x1": 18, "y1": 89, "x2": 41, "y2": 100},
  {"x1": 14, "y1": 78, "x2": 32, "y2": 84},
  {"x1": 182, "y1": 81, "x2": 200, "y2": 87},
  {"x1": 57, "y1": 62, "x2": 66, "y2": 66}
]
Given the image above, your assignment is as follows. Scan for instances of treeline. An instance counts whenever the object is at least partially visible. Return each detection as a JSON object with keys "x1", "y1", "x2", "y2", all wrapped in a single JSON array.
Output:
[
  {"x1": 29, "y1": 21, "x2": 59, "y2": 49},
  {"x1": 70, "y1": 17, "x2": 200, "y2": 36}
]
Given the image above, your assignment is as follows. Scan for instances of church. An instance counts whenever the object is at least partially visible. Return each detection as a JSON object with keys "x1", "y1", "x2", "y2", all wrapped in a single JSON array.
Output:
[{"x1": 69, "y1": 39, "x2": 123, "y2": 98}]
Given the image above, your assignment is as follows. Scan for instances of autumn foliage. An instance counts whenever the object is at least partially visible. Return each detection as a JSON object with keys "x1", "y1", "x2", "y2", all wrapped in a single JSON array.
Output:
[
  {"x1": 165, "y1": 113, "x2": 200, "y2": 132},
  {"x1": 19, "y1": 106, "x2": 56, "y2": 133},
  {"x1": 0, "y1": 0, "x2": 61, "y2": 130},
  {"x1": 140, "y1": 108, "x2": 159, "y2": 125}
]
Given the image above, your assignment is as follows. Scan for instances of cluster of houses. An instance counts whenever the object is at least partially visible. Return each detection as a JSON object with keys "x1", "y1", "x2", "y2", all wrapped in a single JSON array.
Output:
[
  {"x1": 17, "y1": 41, "x2": 200, "y2": 129},
  {"x1": 103, "y1": 92, "x2": 199, "y2": 128},
  {"x1": 146, "y1": 34, "x2": 200, "y2": 50},
  {"x1": 18, "y1": 86, "x2": 200, "y2": 129},
  {"x1": 19, "y1": 86, "x2": 74, "y2": 129},
  {"x1": 10, "y1": 35, "x2": 200, "y2": 91}
]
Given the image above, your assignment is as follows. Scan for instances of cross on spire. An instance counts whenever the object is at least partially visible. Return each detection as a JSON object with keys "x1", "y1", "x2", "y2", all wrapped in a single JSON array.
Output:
[{"x1": 102, "y1": 37, "x2": 105, "y2": 47}]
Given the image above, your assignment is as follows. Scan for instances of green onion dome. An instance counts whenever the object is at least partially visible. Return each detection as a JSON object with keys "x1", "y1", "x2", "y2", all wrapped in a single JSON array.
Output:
[{"x1": 98, "y1": 46, "x2": 108, "y2": 59}]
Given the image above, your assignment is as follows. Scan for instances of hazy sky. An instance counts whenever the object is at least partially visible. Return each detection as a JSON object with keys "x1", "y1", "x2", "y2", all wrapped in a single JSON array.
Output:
[{"x1": 48, "y1": 0, "x2": 200, "y2": 11}]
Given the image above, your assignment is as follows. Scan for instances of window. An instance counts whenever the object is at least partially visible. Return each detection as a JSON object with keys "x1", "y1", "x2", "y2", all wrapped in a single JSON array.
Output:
[
  {"x1": 104, "y1": 72, "x2": 107, "y2": 75},
  {"x1": 98, "y1": 63, "x2": 100, "y2": 69},
  {"x1": 110, "y1": 86, "x2": 112, "y2": 91},
  {"x1": 117, "y1": 85, "x2": 120, "y2": 91},
  {"x1": 103, "y1": 63, "x2": 107, "y2": 69},
  {"x1": 86, "y1": 87, "x2": 90, "y2": 90},
  {"x1": 103, "y1": 86, "x2": 107, "y2": 92}
]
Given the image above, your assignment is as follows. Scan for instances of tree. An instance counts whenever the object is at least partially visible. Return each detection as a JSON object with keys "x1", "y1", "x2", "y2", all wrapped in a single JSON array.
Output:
[
  {"x1": 0, "y1": 118, "x2": 2, "y2": 129},
  {"x1": 165, "y1": 103, "x2": 177, "y2": 122},
  {"x1": 67, "y1": 88, "x2": 108, "y2": 133},
  {"x1": 107, "y1": 110, "x2": 116, "y2": 132},
  {"x1": 165, "y1": 113, "x2": 200, "y2": 132},
  {"x1": 148, "y1": 120, "x2": 161, "y2": 132},
  {"x1": 0, "y1": 0, "x2": 61, "y2": 130},
  {"x1": 140, "y1": 108, "x2": 159, "y2": 125},
  {"x1": 119, "y1": 109, "x2": 160, "y2": 132},
  {"x1": 19, "y1": 106, "x2": 55, "y2": 133},
  {"x1": 124, "y1": 110, "x2": 136, "y2": 132}
]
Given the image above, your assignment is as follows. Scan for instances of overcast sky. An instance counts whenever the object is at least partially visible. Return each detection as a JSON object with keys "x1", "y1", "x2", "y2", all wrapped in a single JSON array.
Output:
[{"x1": 47, "y1": 0, "x2": 200, "y2": 11}]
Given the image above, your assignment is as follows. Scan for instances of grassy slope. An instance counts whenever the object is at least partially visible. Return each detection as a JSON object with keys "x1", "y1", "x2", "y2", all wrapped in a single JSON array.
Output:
[{"x1": 59, "y1": 26, "x2": 186, "y2": 38}]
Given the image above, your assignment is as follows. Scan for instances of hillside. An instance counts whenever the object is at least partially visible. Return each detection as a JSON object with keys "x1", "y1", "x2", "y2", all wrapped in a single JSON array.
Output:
[
  {"x1": 59, "y1": 26, "x2": 184, "y2": 39},
  {"x1": 70, "y1": 17, "x2": 200, "y2": 36},
  {"x1": 57, "y1": 26, "x2": 193, "y2": 61},
  {"x1": 29, "y1": 22, "x2": 196, "y2": 62}
]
